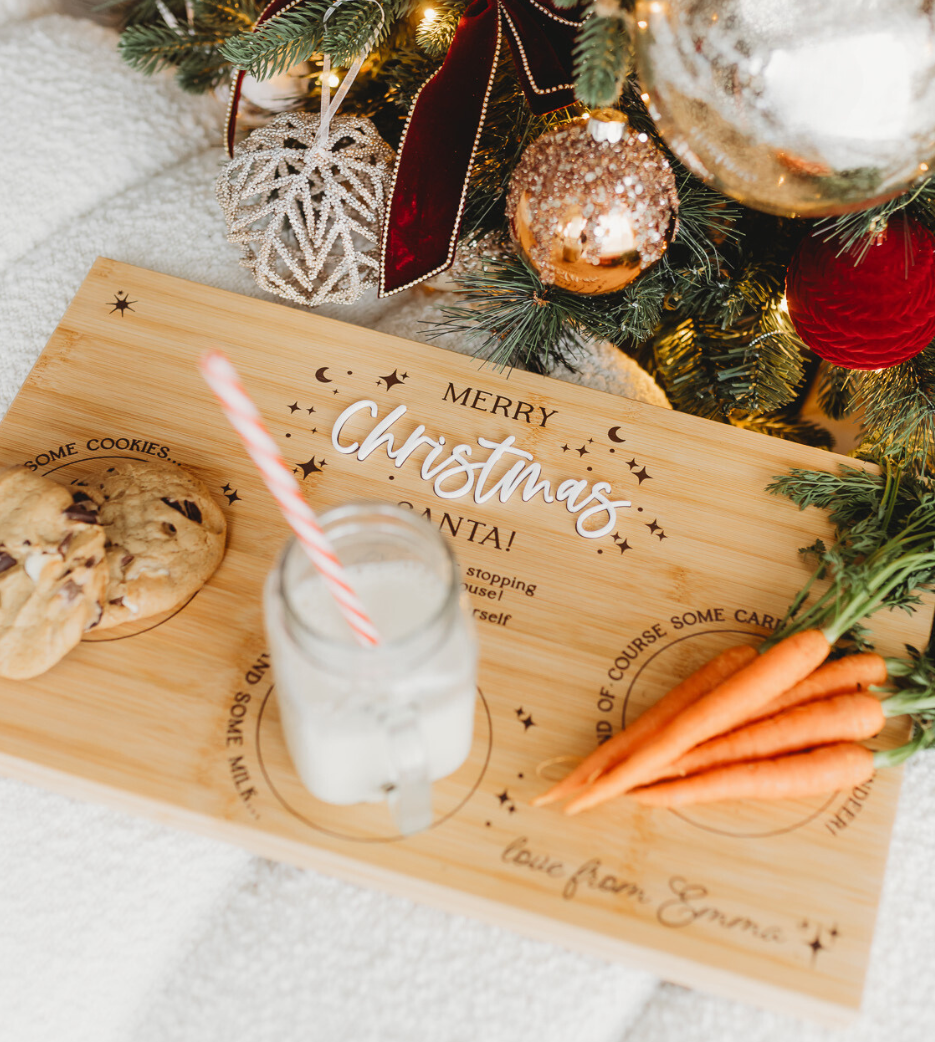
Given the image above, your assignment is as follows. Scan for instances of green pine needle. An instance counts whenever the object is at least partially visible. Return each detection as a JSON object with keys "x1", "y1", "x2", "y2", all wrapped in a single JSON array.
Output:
[
  {"x1": 572, "y1": 13, "x2": 631, "y2": 109},
  {"x1": 814, "y1": 177, "x2": 935, "y2": 259},
  {"x1": 218, "y1": 3, "x2": 327, "y2": 79},
  {"x1": 414, "y1": 0, "x2": 462, "y2": 58},
  {"x1": 116, "y1": 0, "x2": 258, "y2": 89}
]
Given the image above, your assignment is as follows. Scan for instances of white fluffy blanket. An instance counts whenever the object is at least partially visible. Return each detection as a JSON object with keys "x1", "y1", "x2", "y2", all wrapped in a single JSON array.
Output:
[{"x1": 1, "y1": 7, "x2": 934, "y2": 1041}]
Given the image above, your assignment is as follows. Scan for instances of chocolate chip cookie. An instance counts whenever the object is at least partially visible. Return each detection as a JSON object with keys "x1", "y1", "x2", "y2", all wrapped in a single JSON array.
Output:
[
  {"x1": 83, "y1": 459, "x2": 227, "y2": 629},
  {"x1": 0, "y1": 468, "x2": 107, "y2": 679}
]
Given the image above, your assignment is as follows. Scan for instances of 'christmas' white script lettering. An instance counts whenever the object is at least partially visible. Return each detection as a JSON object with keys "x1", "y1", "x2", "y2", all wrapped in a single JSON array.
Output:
[{"x1": 332, "y1": 400, "x2": 630, "y2": 539}]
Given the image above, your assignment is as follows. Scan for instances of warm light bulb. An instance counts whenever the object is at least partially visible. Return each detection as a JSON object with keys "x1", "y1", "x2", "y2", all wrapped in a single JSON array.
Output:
[
  {"x1": 422, "y1": 7, "x2": 436, "y2": 23},
  {"x1": 328, "y1": 73, "x2": 340, "y2": 87}
]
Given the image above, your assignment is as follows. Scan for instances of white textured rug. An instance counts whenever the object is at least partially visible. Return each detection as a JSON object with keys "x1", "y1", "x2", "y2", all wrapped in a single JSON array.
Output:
[{"x1": 1, "y1": 6, "x2": 934, "y2": 1042}]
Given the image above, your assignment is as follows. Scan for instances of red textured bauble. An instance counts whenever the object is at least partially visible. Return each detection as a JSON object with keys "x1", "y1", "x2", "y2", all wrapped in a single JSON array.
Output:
[{"x1": 785, "y1": 215, "x2": 935, "y2": 370}]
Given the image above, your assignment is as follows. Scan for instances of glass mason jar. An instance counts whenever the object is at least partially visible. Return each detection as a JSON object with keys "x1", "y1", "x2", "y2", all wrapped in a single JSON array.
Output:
[{"x1": 264, "y1": 502, "x2": 478, "y2": 834}]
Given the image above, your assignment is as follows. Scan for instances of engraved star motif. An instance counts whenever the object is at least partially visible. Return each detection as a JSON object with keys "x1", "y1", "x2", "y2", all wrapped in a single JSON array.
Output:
[
  {"x1": 515, "y1": 706, "x2": 525, "y2": 717},
  {"x1": 288, "y1": 402, "x2": 300, "y2": 413},
  {"x1": 378, "y1": 369, "x2": 405, "y2": 390},
  {"x1": 497, "y1": 789, "x2": 510, "y2": 805},
  {"x1": 646, "y1": 520, "x2": 662, "y2": 535},
  {"x1": 224, "y1": 488, "x2": 241, "y2": 504},
  {"x1": 617, "y1": 538, "x2": 631, "y2": 553},
  {"x1": 306, "y1": 406, "x2": 316, "y2": 414},
  {"x1": 656, "y1": 530, "x2": 667, "y2": 541},
  {"x1": 576, "y1": 445, "x2": 589, "y2": 457},
  {"x1": 627, "y1": 458, "x2": 639, "y2": 470},
  {"x1": 107, "y1": 291, "x2": 136, "y2": 316},
  {"x1": 634, "y1": 467, "x2": 651, "y2": 484},
  {"x1": 561, "y1": 444, "x2": 570, "y2": 452},
  {"x1": 298, "y1": 457, "x2": 327, "y2": 478},
  {"x1": 611, "y1": 532, "x2": 621, "y2": 542},
  {"x1": 332, "y1": 388, "x2": 339, "y2": 395},
  {"x1": 520, "y1": 714, "x2": 536, "y2": 731}
]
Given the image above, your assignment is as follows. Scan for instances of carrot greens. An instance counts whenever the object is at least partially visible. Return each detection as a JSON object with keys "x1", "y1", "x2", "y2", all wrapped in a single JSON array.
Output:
[{"x1": 767, "y1": 464, "x2": 935, "y2": 651}]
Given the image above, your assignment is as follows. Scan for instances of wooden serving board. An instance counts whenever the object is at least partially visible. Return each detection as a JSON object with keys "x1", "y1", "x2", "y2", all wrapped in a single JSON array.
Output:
[{"x1": 0, "y1": 258, "x2": 927, "y2": 1023}]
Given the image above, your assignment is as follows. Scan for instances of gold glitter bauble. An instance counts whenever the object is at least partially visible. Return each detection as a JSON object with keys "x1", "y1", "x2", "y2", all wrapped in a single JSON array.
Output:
[
  {"x1": 216, "y1": 111, "x2": 395, "y2": 307},
  {"x1": 505, "y1": 111, "x2": 679, "y2": 295}
]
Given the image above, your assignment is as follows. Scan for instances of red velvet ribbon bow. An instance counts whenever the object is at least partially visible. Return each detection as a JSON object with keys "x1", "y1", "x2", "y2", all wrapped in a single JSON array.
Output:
[{"x1": 379, "y1": 0, "x2": 581, "y2": 296}]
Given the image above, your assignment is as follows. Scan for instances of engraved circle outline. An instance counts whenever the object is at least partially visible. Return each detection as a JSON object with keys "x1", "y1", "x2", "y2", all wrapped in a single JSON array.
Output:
[
  {"x1": 39, "y1": 454, "x2": 207, "y2": 640},
  {"x1": 621, "y1": 627, "x2": 837, "y2": 838},
  {"x1": 256, "y1": 685, "x2": 494, "y2": 842}
]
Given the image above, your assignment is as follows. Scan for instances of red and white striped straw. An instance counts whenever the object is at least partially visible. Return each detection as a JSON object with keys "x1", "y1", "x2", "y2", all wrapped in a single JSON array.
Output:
[{"x1": 199, "y1": 349, "x2": 379, "y2": 647}]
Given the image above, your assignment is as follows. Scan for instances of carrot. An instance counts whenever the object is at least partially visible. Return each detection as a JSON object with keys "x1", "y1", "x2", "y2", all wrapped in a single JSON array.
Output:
[
  {"x1": 530, "y1": 643, "x2": 758, "y2": 807},
  {"x1": 748, "y1": 652, "x2": 888, "y2": 723},
  {"x1": 628, "y1": 743, "x2": 875, "y2": 808},
  {"x1": 647, "y1": 691, "x2": 886, "y2": 783},
  {"x1": 564, "y1": 628, "x2": 832, "y2": 815}
]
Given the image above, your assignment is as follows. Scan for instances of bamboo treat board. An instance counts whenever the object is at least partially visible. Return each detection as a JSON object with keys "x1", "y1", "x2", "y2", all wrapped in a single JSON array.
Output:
[{"x1": 0, "y1": 259, "x2": 929, "y2": 1024}]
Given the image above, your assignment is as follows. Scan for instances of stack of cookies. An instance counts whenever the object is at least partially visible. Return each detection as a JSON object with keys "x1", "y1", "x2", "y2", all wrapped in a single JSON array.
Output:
[{"x1": 0, "y1": 460, "x2": 227, "y2": 680}]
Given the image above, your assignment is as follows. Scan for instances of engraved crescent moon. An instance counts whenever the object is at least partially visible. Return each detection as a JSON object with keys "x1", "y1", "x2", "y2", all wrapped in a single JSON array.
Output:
[
  {"x1": 608, "y1": 426, "x2": 626, "y2": 443},
  {"x1": 315, "y1": 367, "x2": 332, "y2": 383}
]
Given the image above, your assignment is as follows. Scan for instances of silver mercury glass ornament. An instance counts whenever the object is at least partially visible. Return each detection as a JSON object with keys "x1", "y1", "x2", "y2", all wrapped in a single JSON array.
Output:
[{"x1": 633, "y1": 0, "x2": 935, "y2": 217}]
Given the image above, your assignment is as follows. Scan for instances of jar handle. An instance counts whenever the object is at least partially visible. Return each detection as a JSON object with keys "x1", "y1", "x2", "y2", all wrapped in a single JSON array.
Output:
[{"x1": 383, "y1": 706, "x2": 432, "y2": 835}]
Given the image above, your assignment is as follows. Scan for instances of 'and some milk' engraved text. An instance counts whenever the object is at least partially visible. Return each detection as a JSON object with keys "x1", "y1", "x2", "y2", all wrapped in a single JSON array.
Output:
[
  {"x1": 333, "y1": 400, "x2": 630, "y2": 540},
  {"x1": 223, "y1": 651, "x2": 271, "y2": 819}
]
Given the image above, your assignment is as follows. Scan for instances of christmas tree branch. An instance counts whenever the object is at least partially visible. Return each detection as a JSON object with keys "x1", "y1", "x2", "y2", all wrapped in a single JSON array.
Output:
[
  {"x1": 814, "y1": 178, "x2": 935, "y2": 258},
  {"x1": 572, "y1": 8, "x2": 632, "y2": 109},
  {"x1": 116, "y1": 0, "x2": 259, "y2": 89},
  {"x1": 853, "y1": 343, "x2": 935, "y2": 473},
  {"x1": 219, "y1": 0, "x2": 413, "y2": 77},
  {"x1": 414, "y1": 0, "x2": 463, "y2": 58},
  {"x1": 118, "y1": 24, "x2": 224, "y2": 79}
]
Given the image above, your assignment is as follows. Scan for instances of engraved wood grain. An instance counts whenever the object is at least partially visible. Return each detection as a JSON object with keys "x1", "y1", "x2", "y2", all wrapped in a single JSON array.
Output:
[{"x1": 0, "y1": 258, "x2": 928, "y2": 1024}]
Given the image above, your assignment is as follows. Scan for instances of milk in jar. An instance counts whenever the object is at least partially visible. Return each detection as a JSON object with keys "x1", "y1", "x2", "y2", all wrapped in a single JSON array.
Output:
[{"x1": 264, "y1": 504, "x2": 478, "y2": 810}]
